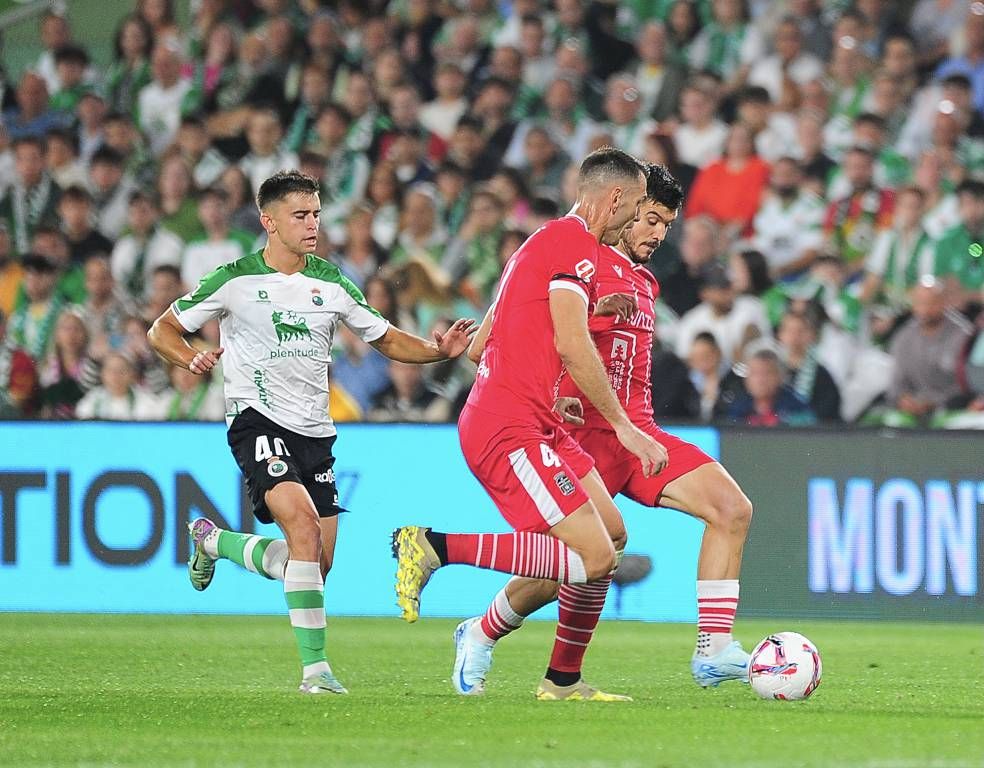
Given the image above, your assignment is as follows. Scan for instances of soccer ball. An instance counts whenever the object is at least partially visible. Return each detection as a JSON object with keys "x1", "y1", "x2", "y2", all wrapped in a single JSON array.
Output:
[{"x1": 747, "y1": 632, "x2": 822, "y2": 700}]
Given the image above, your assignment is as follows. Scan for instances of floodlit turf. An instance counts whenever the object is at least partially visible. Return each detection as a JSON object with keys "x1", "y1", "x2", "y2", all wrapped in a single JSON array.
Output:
[{"x1": 0, "y1": 615, "x2": 981, "y2": 768}]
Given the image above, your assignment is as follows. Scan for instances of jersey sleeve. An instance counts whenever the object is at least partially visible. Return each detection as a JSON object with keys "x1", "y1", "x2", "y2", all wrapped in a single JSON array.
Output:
[
  {"x1": 171, "y1": 267, "x2": 231, "y2": 332},
  {"x1": 337, "y1": 274, "x2": 390, "y2": 343},
  {"x1": 545, "y1": 224, "x2": 596, "y2": 305}
]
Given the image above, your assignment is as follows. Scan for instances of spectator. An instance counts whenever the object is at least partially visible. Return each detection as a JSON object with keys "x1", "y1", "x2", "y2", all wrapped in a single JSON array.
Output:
[
  {"x1": 823, "y1": 145, "x2": 895, "y2": 277},
  {"x1": 174, "y1": 117, "x2": 229, "y2": 192},
  {"x1": 441, "y1": 188, "x2": 505, "y2": 309},
  {"x1": 673, "y1": 81, "x2": 728, "y2": 168},
  {"x1": 335, "y1": 205, "x2": 384, "y2": 289},
  {"x1": 470, "y1": 77, "x2": 519, "y2": 167},
  {"x1": 106, "y1": 14, "x2": 153, "y2": 117},
  {"x1": 158, "y1": 359, "x2": 225, "y2": 421},
  {"x1": 365, "y1": 161, "x2": 402, "y2": 250},
  {"x1": 49, "y1": 45, "x2": 92, "y2": 114},
  {"x1": 518, "y1": 14, "x2": 555, "y2": 96},
  {"x1": 0, "y1": 223, "x2": 22, "y2": 317},
  {"x1": 727, "y1": 347, "x2": 816, "y2": 426},
  {"x1": 35, "y1": 11, "x2": 72, "y2": 94},
  {"x1": 368, "y1": 359, "x2": 449, "y2": 422},
  {"x1": 487, "y1": 167, "x2": 530, "y2": 231},
  {"x1": 665, "y1": 0, "x2": 703, "y2": 67},
  {"x1": 748, "y1": 17, "x2": 824, "y2": 106},
  {"x1": 632, "y1": 21, "x2": 689, "y2": 122},
  {"x1": 827, "y1": 112, "x2": 911, "y2": 199},
  {"x1": 505, "y1": 76, "x2": 598, "y2": 170},
  {"x1": 753, "y1": 157, "x2": 826, "y2": 279},
  {"x1": 601, "y1": 73, "x2": 656, "y2": 158},
  {"x1": 75, "y1": 351, "x2": 162, "y2": 421},
  {"x1": 860, "y1": 185, "x2": 935, "y2": 315},
  {"x1": 419, "y1": 62, "x2": 469, "y2": 142},
  {"x1": 238, "y1": 107, "x2": 299, "y2": 197},
  {"x1": 342, "y1": 69, "x2": 381, "y2": 155},
  {"x1": 75, "y1": 91, "x2": 107, "y2": 167},
  {"x1": 218, "y1": 165, "x2": 262, "y2": 236},
  {"x1": 659, "y1": 214, "x2": 721, "y2": 317},
  {"x1": 30, "y1": 226, "x2": 85, "y2": 304},
  {"x1": 777, "y1": 308, "x2": 842, "y2": 422},
  {"x1": 932, "y1": 4, "x2": 984, "y2": 106},
  {"x1": 78, "y1": 253, "x2": 135, "y2": 360},
  {"x1": 137, "y1": 0, "x2": 180, "y2": 44},
  {"x1": 331, "y1": 323, "x2": 391, "y2": 414},
  {"x1": 933, "y1": 178, "x2": 984, "y2": 317},
  {"x1": 0, "y1": 135, "x2": 60, "y2": 255},
  {"x1": 795, "y1": 108, "x2": 837, "y2": 189},
  {"x1": 38, "y1": 308, "x2": 98, "y2": 418},
  {"x1": 686, "y1": 122, "x2": 770, "y2": 237},
  {"x1": 375, "y1": 82, "x2": 447, "y2": 168},
  {"x1": 640, "y1": 130, "x2": 697, "y2": 196},
  {"x1": 111, "y1": 191, "x2": 183, "y2": 300},
  {"x1": 58, "y1": 186, "x2": 113, "y2": 267},
  {"x1": 142, "y1": 265, "x2": 184, "y2": 329},
  {"x1": 137, "y1": 41, "x2": 193, "y2": 156},
  {"x1": 6, "y1": 254, "x2": 66, "y2": 361},
  {"x1": 45, "y1": 127, "x2": 87, "y2": 190},
  {"x1": 519, "y1": 125, "x2": 570, "y2": 195},
  {"x1": 88, "y1": 147, "x2": 137, "y2": 240},
  {"x1": 675, "y1": 261, "x2": 771, "y2": 366},
  {"x1": 882, "y1": 278, "x2": 973, "y2": 427},
  {"x1": 181, "y1": 187, "x2": 255, "y2": 288},
  {"x1": 0, "y1": 307, "x2": 39, "y2": 417},
  {"x1": 3, "y1": 71, "x2": 68, "y2": 141},
  {"x1": 390, "y1": 183, "x2": 447, "y2": 266},
  {"x1": 685, "y1": 331, "x2": 724, "y2": 422},
  {"x1": 736, "y1": 85, "x2": 798, "y2": 163},
  {"x1": 688, "y1": 0, "x2": 765, "y2": 93}
]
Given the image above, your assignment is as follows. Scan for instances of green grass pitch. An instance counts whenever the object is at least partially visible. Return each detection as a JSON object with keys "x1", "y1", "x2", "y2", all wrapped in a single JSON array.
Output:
[{"x1": 1, "y1": 614, "x2": 981, "y2": 768}]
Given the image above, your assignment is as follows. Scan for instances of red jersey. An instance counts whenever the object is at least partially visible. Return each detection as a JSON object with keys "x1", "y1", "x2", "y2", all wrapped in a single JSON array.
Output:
[
  {"x1": 466, "y1": 214, "x2": 601, "y2": 428},
  {"x1": 557, "y1": 244, "x2": 658, "y2": 431}
]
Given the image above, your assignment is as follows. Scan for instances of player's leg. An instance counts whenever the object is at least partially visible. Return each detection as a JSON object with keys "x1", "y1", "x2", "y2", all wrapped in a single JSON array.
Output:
[
  {"x1": 264, "y1": 480, "x2": 346, "y2": 694},
  {"x1": 652, "y1": 461, "x2": 753, "y2": 687},
  {"x1": 187, "y1": 518, "x2": 289, "y2": 589},
  {"x1": 318, "y1": 515, "x2": 338, "y2": 579},
  {"x1": 393, "y1": 426, "x2": 616, "y2": 622}
]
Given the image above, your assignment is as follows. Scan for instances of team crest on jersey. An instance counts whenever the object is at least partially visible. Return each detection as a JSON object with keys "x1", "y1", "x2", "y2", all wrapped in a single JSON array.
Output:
[
  {"x1": 574, "y1": 258, "x2": 595, "y2": 282},
  {"x1": 312, "y1": 295, "x2": 324, "y2": 306},
  {"x1": 271, "y1": 310, "x2": 312, "y2": 344},
  {"x1": 553, "y1": 471, "x2": 575, "y2": 496}
]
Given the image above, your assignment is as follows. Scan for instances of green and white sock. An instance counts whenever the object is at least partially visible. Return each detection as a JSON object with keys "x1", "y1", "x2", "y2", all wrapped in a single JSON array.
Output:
[
  {"x1": 284, "y1": 559, "x2": 330, "y2": 679},
  {"x1": 203, "y1": 529, "x2": 288, "y2": 581}
]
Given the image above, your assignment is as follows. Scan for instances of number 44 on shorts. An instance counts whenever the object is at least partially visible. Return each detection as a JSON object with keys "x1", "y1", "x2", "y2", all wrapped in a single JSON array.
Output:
[{"x1": 255, "y1": 435, "x2": 291, "y2": 461}]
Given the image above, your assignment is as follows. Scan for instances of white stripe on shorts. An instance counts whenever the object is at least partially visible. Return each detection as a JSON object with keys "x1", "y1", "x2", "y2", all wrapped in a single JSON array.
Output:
[{"x1": 507, "y1": 447, "x2": 566, "y2": 528}]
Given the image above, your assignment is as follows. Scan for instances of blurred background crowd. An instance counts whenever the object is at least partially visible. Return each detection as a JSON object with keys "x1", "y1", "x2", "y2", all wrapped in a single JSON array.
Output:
[{"x1": 2, "y1": 0, "x2": 984, "y2": 429}]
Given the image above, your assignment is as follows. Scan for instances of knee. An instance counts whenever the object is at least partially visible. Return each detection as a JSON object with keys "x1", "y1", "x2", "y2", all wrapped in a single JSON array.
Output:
[
  {"x1": 707, "y1": 493, "x2": 753, "y2": 537},
  {"x1": 582, "y1": 539, "x2": 617, "y2": 581},
  {"x1": 283, "y1": 514, "x2": 322, "y2": 560}
]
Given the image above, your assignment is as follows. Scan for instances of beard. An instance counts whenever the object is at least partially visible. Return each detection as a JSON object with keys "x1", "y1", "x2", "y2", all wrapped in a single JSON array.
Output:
[{"x1": 622, "y1": 233, "x2": 661, "y2": 263}]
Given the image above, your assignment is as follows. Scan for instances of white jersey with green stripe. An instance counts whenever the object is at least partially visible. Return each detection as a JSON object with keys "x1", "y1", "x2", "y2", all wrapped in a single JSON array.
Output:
[{"x1": 172, "y1": 249, "x2": 389, "y2": 437}]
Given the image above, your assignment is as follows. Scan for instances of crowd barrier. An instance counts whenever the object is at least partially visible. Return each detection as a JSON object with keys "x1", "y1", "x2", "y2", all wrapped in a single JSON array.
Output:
[{"x1": 0, "y1": 422, "x2": 979, "y2": 622}]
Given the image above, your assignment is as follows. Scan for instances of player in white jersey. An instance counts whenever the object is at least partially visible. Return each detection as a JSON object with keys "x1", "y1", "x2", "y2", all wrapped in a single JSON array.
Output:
[{"x1": 148, "y1": 171, "x2": 476, "y2": 694}]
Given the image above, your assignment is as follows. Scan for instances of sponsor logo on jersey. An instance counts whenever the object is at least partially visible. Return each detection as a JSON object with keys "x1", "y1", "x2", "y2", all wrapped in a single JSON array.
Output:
[
  {"x1": 253, "y1": 368, "x2": 270, "y2": 408},
  {"x1": 574, "y1": 258, "x2": 595, "y2": 282},
  {"x1": 272, "y1": 310, "x2": 312, "y2": 344},
  {"x1": 258, "y1": 290, "x2": 270, "y2": 302},
  {"x1": 267, "y1": 459, "x2": 288, "y2": 477},
  {"x1": 269, "y1": 347, "x2": 319, "y2": 359},
  {"x1": 314, "y1": 468, "x2": 335, "y2": 484},
  {"x1": 553, "y1": 471, "x2": 575, "y2": 497}
]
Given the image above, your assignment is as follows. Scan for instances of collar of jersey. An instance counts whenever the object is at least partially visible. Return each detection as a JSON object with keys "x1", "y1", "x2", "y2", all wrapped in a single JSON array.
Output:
[
  {"x1": 255, "y1": 250, "x2": 313, "y2": 275},
  {"x1": 608, "y1": 245, "x2": 640, "y2": 269},
  {"x1": 563, "y1": 208, "x2": 589, "y2": 231}
]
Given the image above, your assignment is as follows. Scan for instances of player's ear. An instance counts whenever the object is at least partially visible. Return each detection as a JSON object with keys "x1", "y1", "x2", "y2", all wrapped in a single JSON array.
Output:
[
  {"x1": 610, "y1": 187, "x2": 623, "y2": 216},
  {"x1": 259, "y1": 208, "x2": 275, "y2": 234}
]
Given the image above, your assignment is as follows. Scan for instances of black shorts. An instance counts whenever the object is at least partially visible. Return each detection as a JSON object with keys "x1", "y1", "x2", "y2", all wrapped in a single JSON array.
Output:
[{"x1": 227, "y1": 407, "x2": 344, "y2": 525}]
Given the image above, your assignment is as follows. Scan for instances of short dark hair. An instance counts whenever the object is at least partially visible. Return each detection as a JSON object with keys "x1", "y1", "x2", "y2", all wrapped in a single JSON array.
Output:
[
  {"x1": 578, "y1": 146, "x2": 643, "y2": 188},
  {"x1": 855, "y1": 112, "x2": 886, "y2": 131},
  {"x1": 693, "y1": 331, "x2": 720, "y2": 350},
  {"x1": 644, "y1": 163, "x2": 684, "y2": 211},
  {"x1": 197, "y1": 186, "x2": 228, "y2": 204},
  {"x1": 12, "y1": 135, "x2": 45, "y2": 153},
  {"x1": 90, "y1": 146, "x2": 125, "y2": 167},
  {"x1": 59, "y1": 185, "x2": 92, "y2": 205},
  {"x1": 54, "y1": 44, "x2": 89, "y2": 66},
  {"x1": 738, "y1": 85, "x2": 772, "y2": 105},
  {"x1": 956, "y1": 178, "x2": 984, "y2": 199},
  {"x1": 256, "y1": 170, "x2": 320, "y2": 210},
  {"x1": 152, "y1": 264, "x2": 181, "y2": 281},
  {"x1": 942, "y1": 73, "x2": 973, "y2": 91}
]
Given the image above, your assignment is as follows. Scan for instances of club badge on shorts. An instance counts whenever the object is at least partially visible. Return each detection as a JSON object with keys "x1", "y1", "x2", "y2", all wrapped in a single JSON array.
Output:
[
  {"x1": 554, "y1": 471, "x2": 575, "y2": 496},
  {"x1": 268, "y1": 459, "x2": 288, "y2": 477}
]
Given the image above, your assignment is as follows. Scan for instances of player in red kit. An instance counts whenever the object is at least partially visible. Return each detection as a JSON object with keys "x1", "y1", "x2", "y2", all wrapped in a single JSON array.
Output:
[
  {"x1": 453, "y1": 164, "x2": 754, "y2": 694},
  {"x1": 393, "y1": 148, "x2": 667, "y2": 701}
]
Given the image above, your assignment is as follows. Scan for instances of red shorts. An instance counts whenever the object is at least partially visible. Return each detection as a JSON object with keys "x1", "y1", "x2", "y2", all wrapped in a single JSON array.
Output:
[
  {"x1": 458, "y1": 404, "x2": 594, "y2": 533},
  {"x1": 572, "y1": 423, "x2": 714, "y2": 507}
]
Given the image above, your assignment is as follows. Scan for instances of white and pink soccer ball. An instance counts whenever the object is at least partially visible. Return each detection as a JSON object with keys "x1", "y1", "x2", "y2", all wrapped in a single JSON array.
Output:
[{"x1": 747, "y1": 632, "x2": 823, "y2": 700}]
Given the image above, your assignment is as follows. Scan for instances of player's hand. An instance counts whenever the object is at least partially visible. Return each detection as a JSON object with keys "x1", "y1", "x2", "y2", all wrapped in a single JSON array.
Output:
[
  {"x1": 553, "y1": 396, "x2": 584, "y2": 425},
  {"x1": 189, "y1": 347, "x2": 224, "y2": 375},
  {"x1": 434, "y1": 319, "x2": 478, "y2": 359},
  {"x1": 594, "y1": 293, "x2": 637, "y2": 323},
  {"x1": 614, "y1": 422, "x2": 668, "y2": 477}
]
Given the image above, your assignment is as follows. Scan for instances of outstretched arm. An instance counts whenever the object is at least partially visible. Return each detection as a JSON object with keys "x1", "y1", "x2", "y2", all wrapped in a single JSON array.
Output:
[
  {"x1": 147, "y1": 309, "x2": 223, "y2": 374},
  {"x1": 466, "y1": 307, "x2": 494, "y2": 364},
  {"x1": 370, "y1": 319, "x2": 477, "y2": 363}
]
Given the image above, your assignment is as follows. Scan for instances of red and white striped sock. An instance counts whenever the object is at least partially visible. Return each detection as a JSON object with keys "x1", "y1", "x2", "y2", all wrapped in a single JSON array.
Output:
[
  {"x1": 445, "y1": 532, "x2": 588, "y2": 583},
  {"x1": 474, "y1": 579, "x2": 526, "y2": 646},
  {"x1": 696, "y1": 579, "x2": 739, "y2": 657},
  {"x1": 547, "y1": 575, "x2": 613, "y2": 675}
]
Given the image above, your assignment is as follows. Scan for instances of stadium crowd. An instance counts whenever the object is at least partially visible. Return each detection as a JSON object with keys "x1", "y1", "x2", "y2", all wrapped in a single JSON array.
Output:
[{"x1": 1, "y1": 0, "x2": 984, "y2": 428}]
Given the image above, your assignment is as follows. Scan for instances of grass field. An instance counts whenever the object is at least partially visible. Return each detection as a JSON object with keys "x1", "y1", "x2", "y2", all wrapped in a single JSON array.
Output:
[{"x1": 1, "y1": 615, "x2": 981, "y2": 768}]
